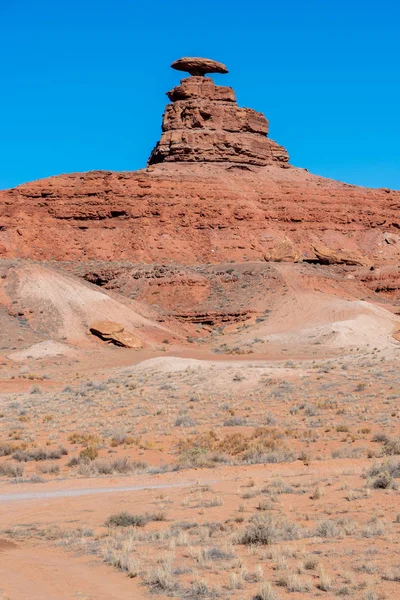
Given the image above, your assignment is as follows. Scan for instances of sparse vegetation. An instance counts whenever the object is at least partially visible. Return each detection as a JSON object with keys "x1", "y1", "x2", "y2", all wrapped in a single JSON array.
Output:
[
  {"x1": 12, "y1": 446, "x2": 68, "y2": 462},
  {"x1": 0, "y1": 461, "x2": 24, "y2": 477},
  {"x1": 1, "y1": 315, "x2": 400, "y2": 598},
  {"x1": 237, "y1": 515, "x2": 302, "y2": 545},
  {"x1": 105, "y1": 512, "x2": 148, "y2": 528}
]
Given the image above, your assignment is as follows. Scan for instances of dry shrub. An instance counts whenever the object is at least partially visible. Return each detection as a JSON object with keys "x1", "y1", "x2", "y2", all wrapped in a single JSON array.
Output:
[
  {"x1": 102, "y1": 544, "x2": 140, "y2": 578},
  {"x1": 0, "y1": 442, "x2": 14, "y2": 457},
  {"x1": 178, "y1": 428, "x2": 294, "y2": 467},
  {"x1": 317, "y1": 566, "x2": 332, "y2": 591},
  {"x1": 188, "y1": 580, "x2": 220, "y2": 598},
  {"x1": 237, "y1": 515, "x2": 301, "y2": 546},
  {"x1": 303, "y1": 556, "x2": 319, "y2": 570},
  {"x1": 145, "y1": 562, "x2": 179, "y2": 593},
  {"x1": 67, "y1": 432, "x2": 101, "y2": 446},
  {"x1": 0, "y1": 461, "x2": 24, "y2": 477},
  {"x1": 37, "y1": 462, "x2": 60, "y2": 475},
  {"x1": 105, "y1": 512, "x2": 149, "y2": 527},
  {"x1": 332, "y1": 446, "x2": 366, "y2": 459},
  {"x1": 12, "y1": 446, "x2": 68, "y2": 462},
  {"x1": 254, "y1": 582, "x2": 280, "y2": 600},
  {"x1": 73, "y1": 456, "x2": 148, "y2": 476},
  {"x1": 79, "y1": 445, "x2": 99, "y2": 461},
  {"x1": 110, "y1": 433, "x2": 138, "y2": 447},
  {"x1": 381, "y1": 436, "x2": 400, "y2": 456},
  {"x1": 366, "y1": 459, "x2": 400, "y2": 489},
  {"x1": 316, "y1": 518, "x2": 357, "y2": 538},
  {"x1": 277, "y1": 572, "x2": 312, "y2": 592}
]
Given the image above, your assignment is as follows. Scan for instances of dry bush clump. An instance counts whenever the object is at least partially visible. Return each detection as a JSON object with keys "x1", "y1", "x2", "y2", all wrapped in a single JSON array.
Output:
[
  {"x1": 365, "y1": 459, "x2": 400, "y2": 489},
  {"x1": 110, "y1": 432, "x2": 139, "y2": 447},
  {"x1": 67, "y1": 432, "x2": 101, "y2": 446},
  {"x1": 332, "y1": 446, "x2": 366, "y2": 459},
  {"x1": 37, "y1": 462, "x2": 60, "y2": 475},
  {"x1": 303, "y1": 556, "x2": 319, "y2": 570},
  {"x1": 102, "y1": 545, "x2": 140, "y2": 578},
  {"x1": 316, "y1": 518, "x2": 357, "y2": 538},
  {"x1": 187, "y1": 579, "x2": 220, "y2": 598},
  {"x1": 276, "y1": 572, "x2": 312, "y2": 592},
  {"x1": 254, "y1": 582, "x2": 280, "y2": 600},
  {"x1": 0, "y1": 461, "x2": 24, "y2": 477},
  {"x1": 70, "y1": 456, "x2": 148, "y2": 476},
  {"x1": 373, "y1": 434, "x2": 400, "y2": 456},
  {"x1": 145, "y1": 560, "x2": 179, "y2": 594},
  {"x1": 316, "y1": 566, "x2": 332, "y2": 591},
  {"x1": 12, "y1": 446, "x2": 68, "y2": 462},
  {"x1": 79, "y1": 445, "x2": 99, "y2": 461},
  {"x1": 177, "y1": 428, "x2": 295, "y2": 468},
  {"x1": 0, "y1": 442, "x2": 14, "y2": 457},
  {"x1": 105, "y1": 508, "x2": 167, "y2": 528},
  {"x1": 237, "y1": 514, "x2": 302, "y2": 546}
]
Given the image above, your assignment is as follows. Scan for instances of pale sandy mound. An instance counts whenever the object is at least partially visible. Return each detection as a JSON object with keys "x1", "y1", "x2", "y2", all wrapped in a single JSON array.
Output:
[
  {"x1": 243, "y1": 293, "x2": 399, "y2": 352},
  {"x1": 128, "y1": 356, "x2": 215, "y2": 373},
  {"x1": 8, "y1": 341, "x2": 77, "y2": 361},
  {"x1": 1, "y1": 264, "x2": 172, "y2": 345},
  {"x1": 122, "y1": 357, "x2": 308, "y2": 395},
  {"x1": 213, "y1": 262, "x2": 400, "y2": 354}
]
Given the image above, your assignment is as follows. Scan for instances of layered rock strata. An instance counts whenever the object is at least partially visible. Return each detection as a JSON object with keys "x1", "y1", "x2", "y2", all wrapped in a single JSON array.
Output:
[
  {"x1": 1, "y1": 165, "x2": 400, "y2": 265},
  {"x1": 1, "y1": 57, "x2": 399, "y2": 267},
  {"x1": 149, "y1": 60, "x2": 289, "y2": 166}
]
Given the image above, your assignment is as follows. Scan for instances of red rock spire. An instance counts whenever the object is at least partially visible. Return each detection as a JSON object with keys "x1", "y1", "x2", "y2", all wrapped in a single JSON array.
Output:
[{"x1": 148, "y1": 57, "x2": 289, "y2": 166}]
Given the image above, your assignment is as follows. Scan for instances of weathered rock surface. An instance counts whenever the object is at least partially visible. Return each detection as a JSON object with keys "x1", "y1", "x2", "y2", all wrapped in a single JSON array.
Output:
[
  {"x1": 310, "y1": 243, "x2": 372, "y2": 267},
  {"x1": 1, "y1": 164, "x2": 400, "y2": 265},
  {"x1": 89, "y1": 321, "x2": 125, "y2": 337},
  {"x1": 111, "y1": 330, "x2": 143, "y2": 349},
  {"x1": 264, "y1": 238, "x2": 301, "y2": 263},
  {"x1": 1, "y1": 57, "x2": 400, "y2": 267},
  {"x1": 148, "y1": 72, "x2": 289, "y2": 166},
  {"x1": 89, "y1": 320, "x2": 142, "y2": 348},
  {"x1": 358, "y1": 265, "x2": 400, "y2": 297},
  {"x1": 171, "y1": 57, "x2": 228, "y2": 76}
]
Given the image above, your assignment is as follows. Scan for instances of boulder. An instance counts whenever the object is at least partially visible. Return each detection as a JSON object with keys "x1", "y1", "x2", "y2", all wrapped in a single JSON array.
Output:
[
  {"x1": 264, "y1": 239, "x2": 301, "y2": 262},
  {"x1": 89, "y1": 321, "x2": 124, "y2": 337},
  {"x1": 112, "y1": 330, "x2": 143, "y2": 349},
  {"x1": 89, "y1": 321, "x2": 142, "y2": 348},
  {"x1": 311, "y1": 243, "x2": 371, "y2": 267},
  {"x1": 171, "y1": 57, "x2": 228, "y2": 76}
]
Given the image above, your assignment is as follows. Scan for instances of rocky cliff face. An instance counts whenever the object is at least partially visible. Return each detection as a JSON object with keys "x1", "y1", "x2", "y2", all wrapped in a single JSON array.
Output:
[
  {"x1": 148, "y1": 75, "x2": 289, "y2": 166},
  {"x1": 1, "y1": 164, "x2": 400, "y2": 265},
  {"x1": 0, "y1": 57, "x2": 399, "y2": 269}
]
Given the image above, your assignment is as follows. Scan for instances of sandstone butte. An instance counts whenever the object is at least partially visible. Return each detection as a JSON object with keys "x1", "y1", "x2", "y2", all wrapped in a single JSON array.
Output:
[{"x1": 1, "y1": 56, "x2": 400, "y2": 266}]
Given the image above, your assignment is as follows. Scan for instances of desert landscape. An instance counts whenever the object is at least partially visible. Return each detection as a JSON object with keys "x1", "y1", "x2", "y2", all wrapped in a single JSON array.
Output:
[{"x1": 0, "y1": 56, "x2": 399, "y2": 600}]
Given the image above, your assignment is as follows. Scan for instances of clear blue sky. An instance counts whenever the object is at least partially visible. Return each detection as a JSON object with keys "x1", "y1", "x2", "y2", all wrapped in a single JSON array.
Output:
[{"x1": 1, "y1": 0, "x2": 399, "y2": 190}]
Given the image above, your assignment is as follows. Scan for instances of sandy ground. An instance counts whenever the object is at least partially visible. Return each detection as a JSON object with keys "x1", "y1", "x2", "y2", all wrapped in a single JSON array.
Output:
[
  {"x1": 1, "y1": 460, "x2": 400, "y2": 599},
  {"x1": 1, "y1": 259, "x2": 400, "y2": 599},
  {"x1": 0, "y1": 543, "x2": 149, "y2": 600}
]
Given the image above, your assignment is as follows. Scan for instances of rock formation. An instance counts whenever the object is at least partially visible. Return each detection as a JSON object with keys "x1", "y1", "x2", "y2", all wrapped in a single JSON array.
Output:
[
  {"x1": 0, "y1": 57, "x2": 400, "y2": 268},
  {"x1": 148, "y1": 57, "x2": 289, "y2": 166},
  {"x1": 89, "y1": 320, "x2": 143, "y2": 348},
  {"x1": 171, "y1": 57, "x2": 229, "y2": 76},
  {"x1": 310, "y1": 243, "x2": 371, "y2": 267}
]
